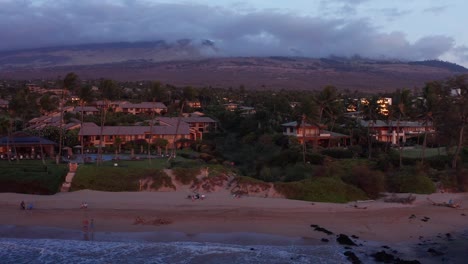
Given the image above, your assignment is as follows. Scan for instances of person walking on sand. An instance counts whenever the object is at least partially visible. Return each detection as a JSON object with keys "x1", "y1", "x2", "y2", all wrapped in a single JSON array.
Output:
[
  {"x1": 82, "y1": 218, "x2": 89, "y2": 232},
  {"x1": 20, "y1": 201, "x2": 25, "y2": 210}
]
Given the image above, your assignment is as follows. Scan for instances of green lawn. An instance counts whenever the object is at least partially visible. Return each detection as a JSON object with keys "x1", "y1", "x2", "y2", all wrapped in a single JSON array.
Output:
[
  {"x1": 401, "y1": 147, "x2": 447, "y2": 158},
  {"x1": 0, "y1": 159, "x2": 68, "y2": 194}
]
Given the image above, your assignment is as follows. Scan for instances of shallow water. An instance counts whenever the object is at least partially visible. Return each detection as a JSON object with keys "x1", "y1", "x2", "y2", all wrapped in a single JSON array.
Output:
[
  {"x1": 0, "y1": 226, "x2": 466, "y2": 264},
  {"x1": 0, "y1": 237, "x2": 348, "y2": 264}
]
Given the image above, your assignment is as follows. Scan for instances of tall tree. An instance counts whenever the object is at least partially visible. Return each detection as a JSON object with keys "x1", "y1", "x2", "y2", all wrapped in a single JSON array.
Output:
[
  {"x1": 97, "y1": 79, "x2": 118, "y2": 165},
  {"x1": 313, "y1": 85, "x2": 340, "y2": 124},
  {"x1": 57, "y1": 72, "x2": 78, "y2": 164},
  {"x1": 392, "y1": 88, "x2": 412, "y2": 168},
  {"x1": 439, "y1": 75, "x2": 468, "y2": 169},
  {"x1": 77, "y1": 84, "x2": 94, "y2": 160},
  {"x1": 361, "y1": 96, "x2": 379, "y2": 159},
  {"x1": 417, "y1": 81, "x2": 442, "y2": 164},
  {"x1": 146, "y1": 81, "x2": 163, "y2": 164}
]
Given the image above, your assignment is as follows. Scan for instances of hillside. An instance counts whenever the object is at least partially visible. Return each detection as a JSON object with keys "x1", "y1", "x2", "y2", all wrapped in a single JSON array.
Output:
[{"x1": 0, "y1": 41, "x2": 466, "y2": 92}]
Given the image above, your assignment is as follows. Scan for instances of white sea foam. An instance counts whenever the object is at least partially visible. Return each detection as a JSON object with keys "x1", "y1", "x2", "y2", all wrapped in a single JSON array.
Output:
[{"x1": 0, "y1": 238, "x2": 349, "y2": 264}]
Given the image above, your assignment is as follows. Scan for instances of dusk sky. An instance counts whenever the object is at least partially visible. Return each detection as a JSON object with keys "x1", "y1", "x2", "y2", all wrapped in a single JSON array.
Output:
[{"x1": 1, "y1": 0, "x2": 467, "y2": 66}]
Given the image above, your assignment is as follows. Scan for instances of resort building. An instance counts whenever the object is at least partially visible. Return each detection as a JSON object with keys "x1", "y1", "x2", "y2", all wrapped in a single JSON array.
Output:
[
  {"x1": 78, "y1": 122, "x2": 190, "y2": 149},
  {"x1": 78, "y1": 115, "x2": 217, "y2": 148},
  {"x1": 0, "y1": 132, "x2": 57, "y2": 159},
  {"x1": 156, "y1": 116, "x2": 218, "y2": 140}
]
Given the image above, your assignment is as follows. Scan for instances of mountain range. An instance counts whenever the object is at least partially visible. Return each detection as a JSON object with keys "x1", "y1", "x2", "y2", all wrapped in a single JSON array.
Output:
[{"x1": 0, "y1": 40, "x2": 466, "y2": 92}]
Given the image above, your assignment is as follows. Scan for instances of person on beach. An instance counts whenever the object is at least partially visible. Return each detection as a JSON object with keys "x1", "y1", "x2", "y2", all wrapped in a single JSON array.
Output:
[
  {"x1": 20, "y1": 201, "x2": 25, "y2": 210},
  {"x1": 81, "y1": 202, "x2": 88, "y2": 209},
  {"x1": 83, "y1": 218, "x2": 89, "y2": 232}
]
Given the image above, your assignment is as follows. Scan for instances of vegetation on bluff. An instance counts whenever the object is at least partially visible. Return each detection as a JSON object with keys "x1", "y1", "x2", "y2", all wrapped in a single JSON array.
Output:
[{"x1": 1, "y1": 73, "x2": 468, "y2": 202}]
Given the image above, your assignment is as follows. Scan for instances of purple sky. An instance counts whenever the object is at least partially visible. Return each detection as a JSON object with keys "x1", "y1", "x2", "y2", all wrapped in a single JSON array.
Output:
[{"x1": 1, "y1": 0, "x2": 467, "y2": 66}]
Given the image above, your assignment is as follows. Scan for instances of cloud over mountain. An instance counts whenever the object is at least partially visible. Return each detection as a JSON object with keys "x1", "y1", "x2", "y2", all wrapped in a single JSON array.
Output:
[{"x1": 0, "y1": 0, "x2": 465, "y2": 63}]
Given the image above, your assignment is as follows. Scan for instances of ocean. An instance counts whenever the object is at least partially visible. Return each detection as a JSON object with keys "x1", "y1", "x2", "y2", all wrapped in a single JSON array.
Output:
[
  {"x1": 0, "y1": 226, "x2": 466, "y2": 264},
  {"x1": 0, "y1": 238, "x2": 347, "y2": 264}
]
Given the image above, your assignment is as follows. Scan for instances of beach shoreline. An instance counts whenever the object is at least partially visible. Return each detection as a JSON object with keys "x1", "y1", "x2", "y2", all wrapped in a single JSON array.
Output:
[{"x1": 1, "y1": 190, "x2": 467, "y2": 262}]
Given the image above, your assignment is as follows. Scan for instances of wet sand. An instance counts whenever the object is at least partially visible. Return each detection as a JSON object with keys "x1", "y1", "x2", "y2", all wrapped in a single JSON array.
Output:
[{"x1": 0, "y1": 190, "x2": 467, "y2": 262}]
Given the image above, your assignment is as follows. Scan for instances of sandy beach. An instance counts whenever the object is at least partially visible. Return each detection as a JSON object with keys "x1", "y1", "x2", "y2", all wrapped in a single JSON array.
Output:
[
  {"x1": 1, "y1": 189, "x2": 468, "y2": 263},
  {"x1": 0, "y1": 189, "x2": 467, "y2": 244}
]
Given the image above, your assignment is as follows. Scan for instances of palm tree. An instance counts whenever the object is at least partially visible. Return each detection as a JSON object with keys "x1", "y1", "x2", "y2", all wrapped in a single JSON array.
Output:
[
  {"x1": 154, "y1": 138, "x2": 168, "y2": 156},
  {"x1": 146, "y1": 81, "x2": 164, "y2": 164},
  {"x1": 313, "y1": 86, "x2": 340, "y2": 125},
  {"x1": 361, "y1": 97, "x2": 379, "y2": 159},
  {"x1": 77, "y1": 85, "x2": 94, "y2": 161},
  {"x1": 97, "y1": 79, "x2": 119, "y2": 165},
  {"x1": 57, "y1": 72, "x2": 78, "y2": 164},
  {"x1": 444, "y1": 75, "x2": 468, "y2": 169},
  {"x1": 416, "y1": 82, "x2": 440, "y2": 164},
  {"x1": 391, "y1": 89, "x2": 412, "y2": 168},
  {"x1": 114, "y1": 136, "x2": 123, "y2": 160}
]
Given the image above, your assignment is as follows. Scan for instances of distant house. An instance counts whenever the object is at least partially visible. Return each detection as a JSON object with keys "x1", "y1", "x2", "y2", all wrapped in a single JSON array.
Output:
[
  {"x1": 281, "y1": 121, "x2": 350, "y2": 148},
  {"x1": 239, "y1": 106, "x2": 256, "y2": 115},
  {"x1": 186, "y1": 101, "x2": 202, "y2": 108},
  {"x1": 94, "y1": 100, "x2": 126, "y2": 110},
  {"x1": 359, "y1": 120, "x2": 434, "y2": 145},
  {"x1": 26, "y1": 107, "x2": 79, "y2": 131},
  {"x1": 0, "y1": 132, "x2": 57, "y2": 158},
  {"x1": 93, "y1": 101, "x2": 167, "y2": 115},
  {"x1": 116, "y1": 102, "x2": 167, "y2": 115},
  {"x1": 73, "y1": 106, "x2": 99, "y2": 115},
  {"x1": 0, "y1": 99, "x2": 9, "y2": 109},
  {"x1": 224, "y1": 103, "x2": 238, "y2": 111},
  {"x1": 70, "y1": 95, "x2": 80, "y2": 103}
]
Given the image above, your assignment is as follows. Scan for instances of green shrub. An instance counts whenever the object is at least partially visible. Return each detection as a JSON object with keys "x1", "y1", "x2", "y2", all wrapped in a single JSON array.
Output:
[
  {"x1": 275, "y1": 177, "x2": 367, "y2": 203},
  {"x1": 321, "y1": 148, "x2": 354, "y2": 159},
  {"x1": 439, "y1": 172, "x2": 458, "y2": 191},
  {"x1": 426, "y1": 156, "x2": 450, "y2": 170},
  {"x1": 283, "y1": 163, "x2": 313, "y2": 182},
  {"x1": 386, "y1": 169, "x2": 435, "y2": 194},
  {"x1": 269, "y1": 149, "x2": 301, "y2": 167},
  {"x1": 374, "y1": 153, "x2": 395, "y2": 171},
  {"x1": 179, "y1": 153, "x2": 199, "y2": 160},
  {"x1": 305, "y1": 152, "x2": 325, "y2": 165},
  {"x1": 456, "y1": 169, "x2": 468, "y2": 191},
  {"x1": 173, "y1": 167, "x2": 200, "y2": 184},
  {"x1": 150, "y1": 171, "x2": 176, "y2": 190},
  {"x1": 0, "y1": 162, "x2": 67, "y2": 194},
  {"x1": 259, "y1": 166, "x2": 282, "y2": 182},
  {"x1": 346, "y1": 165, "x2": 385, "y2": 199},
  {"x1": 169, "y1": 159, "x2": 204, "y2": 169}
]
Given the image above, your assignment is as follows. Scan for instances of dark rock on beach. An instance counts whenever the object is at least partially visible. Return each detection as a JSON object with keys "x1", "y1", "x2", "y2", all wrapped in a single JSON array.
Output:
[
  {"x1": 420, "y1": 216, "x2": 430, "y2": 222},
  {"x1": 427, "y1": 248, "x2": 444, "y2": 256},
  {"x1": 336, "y1": 234, "x2": 358, "y2": 246},
  {"x1": 372, "y1": 250, "x2": 395, "y2": 262},
  {"x1": 344, "y1": 251, "x2": 362, "y2": 264},
  {"x1": 310, "y1": 224, "x2": 334, "y2": 235},
  {"x1": 371, "y1": 250, "x2": 421, "y2": 264}
]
